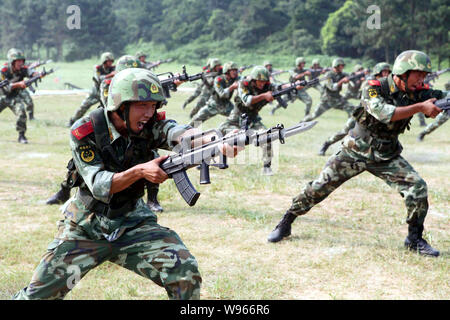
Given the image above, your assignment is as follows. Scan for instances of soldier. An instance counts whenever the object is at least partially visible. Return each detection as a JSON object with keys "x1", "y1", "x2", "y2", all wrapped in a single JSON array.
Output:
[
  {"x1": 181, "y1": 58, "x2": 210, "y2": 110},
  {"x1": 307, "y1": 58, "x2": 328, "y2": 94},
  {"x1": 14, "y1": 67, "x2": 242, "y2": 300},
  {"x1": 267, "y1": 50, "x2": 445, "y2": 257},
  {"x1": 0, "y1": 48, "x2": 41, "y2": 143},
  {"x1": 135, "y1": 51, "x2": 147, "y2": 65},
  {"x1": 271, "y1": 57, "x2": 312, "y2": 117},
  {"x1": 302, "y1": 58, "x2": 357, "y2": 122},
  {"x1": 189, "y1": 61, "x2": 239, "y2": 127},
  {"x1": 46, "y1": 55, "x2": 165, "y2": 213},
  {"x1": 417, "y1": 110, "x2": 448, "y2": 142},
  {"x1": 318, "y1": 62, "x2": 391, "y2": 156},
  {"x1": 343, "y1": 64, "x2": 366, "y2": 101},
  {"x1": 218, "y1": 66, "x2": 304, "y2": 175},
  {"x1": 67, "y1": 52, "x2": 116, "y2": 127},
  {"x1": 188, "y1": 58, "x2": 222, "y2": 119}
]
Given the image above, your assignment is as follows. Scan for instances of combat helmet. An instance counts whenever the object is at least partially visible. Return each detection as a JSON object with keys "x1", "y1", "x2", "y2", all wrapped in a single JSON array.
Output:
[
  {"x1": 135, "y1": 51, "x2": 147, "y2": 59},
  {"x1": 249, "y1": 66, "x2": 270, "y2": 81},
  {"x1": 372, "y1": 62, "x2": 391, "y2": 76},
  {"x1": 223, "y1": 61, "x2": 238, "y2": 74},
  {"x1": 116, "y1": 55, "x2": 142, "y2": 72},
  {"x1": 312, "y1": 58, "x2": 320, "y2": 65},
  {"x1": 100, "y1": 52, "x2": 115, "y2": 65},
  {"x1": 392, "y1": 50, "x2": 432, "y2": 75},
  {"x1": 263, "y1": 60, "x2": 272, "y2": 67},
  {"x1": 353, "y1": 64, "x2": 363, "y2": 72},
  {"x1": 209, "y1": 58, "x2": 222, "y2": 70},
  {"x1": 7, "y1": 48, "x2": 26, "y2": 64},
  {"x1": 332, "y1": 58, "x2": 345, "y2": 68},
  {"x1": 107, "y1": 68, "x2": 166, "y2": 112},
  {"x1": 295, "y1": 57, "x2": 306, "y2": 66}
]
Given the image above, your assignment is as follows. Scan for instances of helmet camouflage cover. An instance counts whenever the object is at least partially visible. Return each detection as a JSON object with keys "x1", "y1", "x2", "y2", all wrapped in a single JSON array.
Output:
[
  {"x1": 135, "y1": 51, "x2": 147, "y2": 59},
  {"x1": 332, "y1": 58, "x2": 345, "y2": 68},
  {"x1": 249, "y1": 66, "x2": 270, "y2": 81},
  {"x1": 7, "y1": 48, "x2": 26, "y2": 63},
  {"x1": 263, "y1": 60, "x2": 272, "y2": 66},
  {"x1": 392, "y1": 50, "x2": 432, "y2": 75},
  {"x1": 100, "y1": 52, "x2": 115, "y2": 65},
  {"x1": 353, "y1": 64, "x2": 363, "y2": 72},
  {"x1": 223, "y1": 61, "x2": 238, "y2": 74},
  {"x1": 295, "y1": 57, "x2": 306, "y2": 66},
  {"x1": 209, "y1": 58, "x2": 221, "y2": 70},
  {"x1": 107, "y1": 68, "x2": 166, "y2": 111},
  {"x1": 116, "y1": 55, "x2": 143, "y2": 72},
  {"x1": 373, "y1": 62, "x2": 391, "y2": 76},
  {"x1": 312, "y1": 58, "x2": 320, "y2": 65}
]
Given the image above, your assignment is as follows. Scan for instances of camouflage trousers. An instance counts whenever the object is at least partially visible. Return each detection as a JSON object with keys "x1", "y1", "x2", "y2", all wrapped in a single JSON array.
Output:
[
  {"x1": 324, "y1": 118, "x2": 356, "y2": 146},
  {"x1": 0, "y1": 94, "x2": 27, "y2": 133},
  {"x1": 13, "y1": 218, "x2": 202, "y2": 300},
  {"x1": 287, "y1": 147, "x2": 428, "y2": 227},
  {"x1": 343, "y1": 90, "x2": 361, "y2": 101},
  {"x1": 70, "y1": 86, "x2": 100, "y2": 124},
  {"x1": 218, "y1": 109, "x2": 272, "y2": 166},
  {"x1": 303, "y1": 96, "x2": 356, "y2": 122},
  {"x1": 416, "y1": 112, "x2": 427, "y2": 126},
  {"x1": 189, "y1": 88, "x2": 213, "y2": 119},
  {"x1": 18, "y1": 89, "x2": 34, "y2": 115},
  {"x1": 419, "y1": 111, "x2": 448, "y2": 137},
  {"x1": 189, "y1": 99, "x2": 234, "y2": 128},
  {"x1": 275, "y1": 89, "x2": 312, "y2": 116},
  {"x1": 183, "y1": 83, "x2": 202, "y2": 108}
]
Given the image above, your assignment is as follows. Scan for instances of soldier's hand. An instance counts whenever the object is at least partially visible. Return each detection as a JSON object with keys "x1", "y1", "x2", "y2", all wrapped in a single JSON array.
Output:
[
  {"x1": 305, "y1": 71, "x2": 311, "y2": 76},
  {"x1": 230, "y1": 82, "x2": 239, "y2": 90},
  {"x1": 12, "y1": 81, "x2": 27, "y2": 89},
  {"x1": 140, "y1": 155, "x2": 169, "y2": 184},
  {"x1": 421, "y1": 98, "x2": 441, "y2": 118},
  {"x1": 265, "y1": 91, "x2": 274, "y2": 102},
  {"x1": 219, "y1": 129, "x2": 244, "y2": 158}
]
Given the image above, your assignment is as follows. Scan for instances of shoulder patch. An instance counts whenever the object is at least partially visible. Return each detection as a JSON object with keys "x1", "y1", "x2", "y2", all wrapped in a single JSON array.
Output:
[
  {"x1": 1, "y1": 67, "x2": 7, "y2": 73},
  {"x1": 368, "y1": 80, "x2": 381, "y2": 86},
  {"x1": 71, "y1": 121, "x2": 94, "y2": 140},
  {"x1": 243, "y1": 81, "x2": 249, "y2": 86},
  {"x1": 22, "y1": 65, "x2": 28, "y2": 69},
  {"x1": 96, "y1": 65, "x2": 101, "y2": 70},
  {"x1": 78, "y1": 145, "x2": 97, "y2": 163},
  {"x1": 104, "y1": 79, "x2": 112, "y2": 85},
  {"x1": 156, "y1": 111, "x2": 166, "y2": 121},
  {"x1": 217, "y1": 77, "x2": 222, "y2": 82}
]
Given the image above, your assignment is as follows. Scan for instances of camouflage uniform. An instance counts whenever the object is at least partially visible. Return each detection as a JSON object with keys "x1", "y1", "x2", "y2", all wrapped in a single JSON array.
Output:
[
  {"x1": 307, "y1": 59, "x2": 327, "y2": 95},
  {"x1": 218, "y1": 66, "x2": 277, "y2": 172},
  {"x1": 0, "y1": 49, "x2": 35, "y2": 142},
  {"x1": 303, "y1": 58, "x2": 356, "y2": 122},
  {"x1": 189, "y1": 62, "x2": 239, "y2": 127},
  {"x1": 272, "y1": 57, "x2": 312, "y2": 116},
  {"x1": 418, "y1": 110, "x2": 448, "y2": 141},
  {"x1": 15, "y1": 69, "x2": 201, "y2": 300},
  {"x1": 69, "y1": 52, "x2": 115, "y2": 126},
  {"x1": 268, "y1": 51, "x2": 445, "y2": 257},
  {"x1": 189, "y1": 58, "x2": 222, "y2": 119},
  {"x1": 343, "y1": 65, "x2": 365, "y2": 100}
]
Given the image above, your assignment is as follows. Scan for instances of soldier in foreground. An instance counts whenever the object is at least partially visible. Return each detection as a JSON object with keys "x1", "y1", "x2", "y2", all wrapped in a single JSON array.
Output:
[
  {"x1": 268, "y1": 51, "x2": 446, "y2": 257},
  {"x1": 318, "y1": 62, "x2": 391, "y2": 156},
  {"x1": 67, "y1": 52, "x2": 116, "y2": 127},
  {"x1": 0, "y1": 48, "x2": 42, "y2": 143},
  {"x1": 14, "y1": 68, "x2": 242, "y2": 300}
]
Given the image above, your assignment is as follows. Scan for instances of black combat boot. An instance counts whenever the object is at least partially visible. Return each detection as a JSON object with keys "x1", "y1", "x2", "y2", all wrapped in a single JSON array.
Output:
[
  {"x1": 147, "y1": 187, "x2": 163, "y2": 213},
  {"x1": 46, "y1": 185, "x2": 71, "y2": 205},
  {"x1": 270, "y1": 106, "x2": 279, "y2": 116},
  {"x1": 18, "y1": 132, "x2": 28, "y2": 144},
  {"x1": 318, "y1": 142, "x2": 330, "y2": 156},
  {"x1": 28, "y1": 112, "x2": 35, "y2": 120},
  {"x1": 417, "y1": 132, "x2": 425, "y2": 142},
  {"x1": 404, "y1": 225, "x2": 439, "y2": 257},
  {"x1": 267, "y1": 212, "x2": 297, "y2": 243}
]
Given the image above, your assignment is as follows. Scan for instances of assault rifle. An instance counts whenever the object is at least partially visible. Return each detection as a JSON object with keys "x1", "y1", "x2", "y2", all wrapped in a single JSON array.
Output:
[
  {"x1": 346, "y1": 70, "x2": 368, "y2": 83},
  {"x1": 425, "y1": 68, "x2": 450, "y2": 85},
  {"x1": 0, "y1": 79, "x2": 9, "y2": 89},
  {"x1": 24, "y1": 67, "x2": 55, "y2": 93},
  {"x1": 160, "y1": 114, "x2": 317, "y2": 206},
  {"x1": 271, "y1": 70, "x2": 288, "y2": 76},
  {"x1": 308, "y1": 67, "x2": 331, "y2": 74},
  {"x1": 27, "y1": 59, "x2": 52, "y2": 70},
  {"x1": 145, "y1": 58, "x2": 174, "y2": 70},
  {"x1": 159, "y1": 65, "x2": 204, "y2": 98},
  {"x1": 238, "y1": 64, "x2": 255, "y2": 74},
  {"x1": 435, "y1": 97, "x2": 450, "y2": 113},
  {"x1": 272, "y1": 75, "x2": 330, "y2": 108}
]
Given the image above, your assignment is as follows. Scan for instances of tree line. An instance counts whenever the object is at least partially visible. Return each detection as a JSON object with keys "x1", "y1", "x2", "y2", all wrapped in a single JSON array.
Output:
[{"x1": 0, "y1": 0, "x2": 448, "y2": 67}]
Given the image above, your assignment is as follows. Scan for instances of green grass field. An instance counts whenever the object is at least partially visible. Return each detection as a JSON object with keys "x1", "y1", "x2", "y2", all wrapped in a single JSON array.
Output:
[{"x1": 0, "y1": 63, "x2": 448, "y2": 300}]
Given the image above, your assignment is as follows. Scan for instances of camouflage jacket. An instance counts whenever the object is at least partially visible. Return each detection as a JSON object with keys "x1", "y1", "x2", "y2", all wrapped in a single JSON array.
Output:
[
  {"x1": 289, "y1": 67, "x2": 307, "y2": 82},
  {"x1": 93, "y1": 64, "x2": 115, "y2": 88},
  {"x1": 64, "y1": 108, "x2": 190, "y2": 242},
  {"x1": 321, "y1": 70, "x2": 349, "y2": 99},
  {"x1": 211, "y1": 74, "x2": 240, "y2": 105},
  {"x1": 343, "y1": 74, "x2": 447, "y2": 161},
  {"x1": 0, "y1": 63, "x2": 33, "y2": 97},
  {"x1": 234, "y1": 78, "x2": 278, "y2": 121}
]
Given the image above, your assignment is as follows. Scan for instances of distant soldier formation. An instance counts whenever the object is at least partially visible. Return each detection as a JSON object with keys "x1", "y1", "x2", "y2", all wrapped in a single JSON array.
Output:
[{"x1": 1, "y1": 47, "x2": 448, "y2": 300}]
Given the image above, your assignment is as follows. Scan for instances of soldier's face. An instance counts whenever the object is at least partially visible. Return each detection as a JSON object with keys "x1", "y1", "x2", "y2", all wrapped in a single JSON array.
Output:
[
  {"x1": 104, "y1": 60, "x2": 114, "y2": 68},
  {"x1": 298, "y1": 62, "x2": 305, "y2": 69},
  {"x1": 266, "y1": 65, "x2": 272, "y2": 72},
  {"x1": 128, "y1": 101, "x2": 157, "y2": 133},
  {"x1": 336, "y1": 64, "x2": 345, "y2": 72},
  {"x1": 381, "y1": 70, "x2": 391, "y2": 77},
  {"x1": 229, "y1": 69, "x2": 238, "y2": 79},
  {"x1": 406, "y1": 70, "x2": 428, "y2": 91},
  {"x1": 13, "y1": 59, "x2": 24, "y2": 70},
  {"x1": 139, "y1": 56, "x2": 146, "y2": 63},
  {"x1": 255, "y1": 80, "x2": 269, "y2": 90}
]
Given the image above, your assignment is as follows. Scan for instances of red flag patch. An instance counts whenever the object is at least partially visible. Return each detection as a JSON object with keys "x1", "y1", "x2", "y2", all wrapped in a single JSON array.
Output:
[
  {"x1": 156, "y1": 111, "x2": 166, "y2": 121},
  {"x1": 71, "y1": 121, "x2": 94, "y2": 140},
  {"x1": 368, "y1": 80, "x2": 381, "y2": 86}
]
